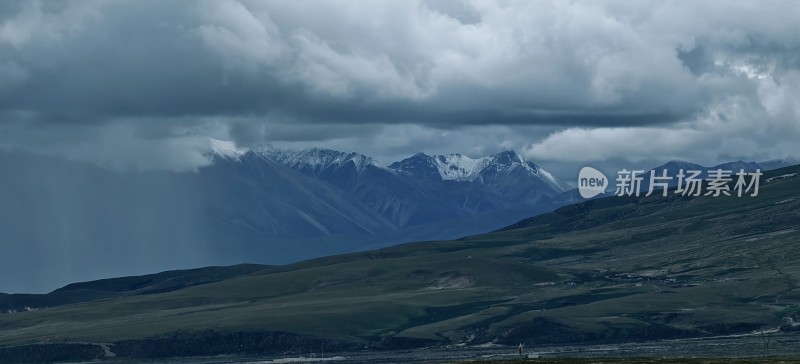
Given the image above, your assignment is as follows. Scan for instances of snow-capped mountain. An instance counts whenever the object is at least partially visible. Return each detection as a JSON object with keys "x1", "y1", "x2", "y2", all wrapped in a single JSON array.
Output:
[
  {"x1": 216, "y1": 141, "x2": 568, "y2": 195},
  {"x1": 392, "y1": 152, "x2": 493, "y2": 181},
  {"x1": 249, "y1": 147, "x2": 459, "y2": 227},
  {"x1": 245, "y1": 147, "x2": 575, "y2": 229},
  {"x1": 389, "y1": 150, "x2": 569, "y2": 196},
  {"x1": 391, "y1": 150, "x2": 563, "y2": 184},
  {"x1": 253, "y1": 146, "x2": 376, "y2": 177}
]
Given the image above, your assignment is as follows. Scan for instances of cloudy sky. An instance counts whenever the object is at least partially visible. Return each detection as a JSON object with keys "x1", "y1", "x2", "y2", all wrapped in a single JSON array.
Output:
[{"x1": 1, "y1": 0, "x2": 799, "y2": 179}]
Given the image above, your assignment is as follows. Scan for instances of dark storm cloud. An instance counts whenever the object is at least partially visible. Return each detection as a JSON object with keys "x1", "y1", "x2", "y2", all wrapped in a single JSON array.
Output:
[
  {"x1": 0, "y1": 1, "x2": 707, "y2": 122},
  {"x1": 0, "y1": 0, "x2": 799, "y2": 169}
]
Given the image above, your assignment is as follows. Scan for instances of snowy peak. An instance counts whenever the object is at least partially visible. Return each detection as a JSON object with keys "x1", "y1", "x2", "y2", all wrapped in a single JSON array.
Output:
[
  {"x1": 389, "y1": 150, "x2": 566, "y2": 192},
  {"x1": 389, "y1": 152, "x2": 489, "y2": 181},
  {"x1": 391, "y1": 150, "x2": 534, "y2": 181},
  {"x1": 478, "y1": 151, "x2": 567, "y2": 192},
  {"x1": 431, "y1": 153, "x2": 490, "y2": 181},
  {"x1": 492, "y1": 150, "x2": 526, "y2": 165},
  {"x1": 387, "y1": 153, "x2": 441, "y2": 180},
  {"x1": 479, "y1": 150, "x2": 541, "y2": 179},
  {"x1": 253, "y1": 146, "x2": 376, "y2": 175}
]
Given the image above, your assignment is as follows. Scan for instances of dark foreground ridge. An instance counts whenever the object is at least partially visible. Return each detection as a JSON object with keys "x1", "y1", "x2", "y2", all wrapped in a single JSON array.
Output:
[
  {"x1": 4, "y1": 332, "x2": 800, "y2": 363},
  {"x1": 1, "y1": 165, "x2": 799, "y2": 362}
]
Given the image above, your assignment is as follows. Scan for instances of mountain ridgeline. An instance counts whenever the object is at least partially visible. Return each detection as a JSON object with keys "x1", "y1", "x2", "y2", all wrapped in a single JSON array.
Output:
[
  {"x1": 0, "y1": 141, "x2": 790, "y2": 294},
  {"x1": 250, "y1": 146, "x2": 572, "y2": 228},
  {"x1": 0, "y1": 144, "x2": 574, "y2": 293}
]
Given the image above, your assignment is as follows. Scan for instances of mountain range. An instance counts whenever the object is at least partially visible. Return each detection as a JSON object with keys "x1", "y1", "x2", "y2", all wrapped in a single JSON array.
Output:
[
  {"x1": 0, "y1": 142, "x2": 575, "y2": 293},
  {"x1": 250, "y1": 143, "x2": 572, "y2": 228},
  {"x1": 0, "y1": 139, "x2": 791, "y2": 294},
  {"x1": 1, "y1": 164, "x2": 798, "y2": 361}
]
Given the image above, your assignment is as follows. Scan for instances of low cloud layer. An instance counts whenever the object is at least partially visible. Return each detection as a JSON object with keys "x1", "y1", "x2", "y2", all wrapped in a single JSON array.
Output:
[{"x1": 1, "y1": 0, "x2": 799, "y2": 174}]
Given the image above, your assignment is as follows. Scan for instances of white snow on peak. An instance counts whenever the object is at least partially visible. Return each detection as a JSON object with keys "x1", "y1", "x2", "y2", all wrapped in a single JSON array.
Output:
[
  {"x1": 208, "y1": 138, "x2": 245, "y2": 159},
  {"x1": 253, "y1": 146, "x2": 376, "y2": 173},
  {"x1": 422, "y1": 151, "x2": 567, "y2": 192},
  {"x1": 208, "y1": 141, "x2": 567, "y2": 192},
  {"x1": 428, "y1": 152, "x2": 527, "y2": 180},
  {"x1": 431, "y1": 154, "x2": 490, "y2": 181}
]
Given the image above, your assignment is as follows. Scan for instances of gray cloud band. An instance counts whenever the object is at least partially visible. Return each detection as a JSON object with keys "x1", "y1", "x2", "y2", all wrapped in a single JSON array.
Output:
[{"x1": 0, "y1": 0, "x2": 798, "y2": 171}]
